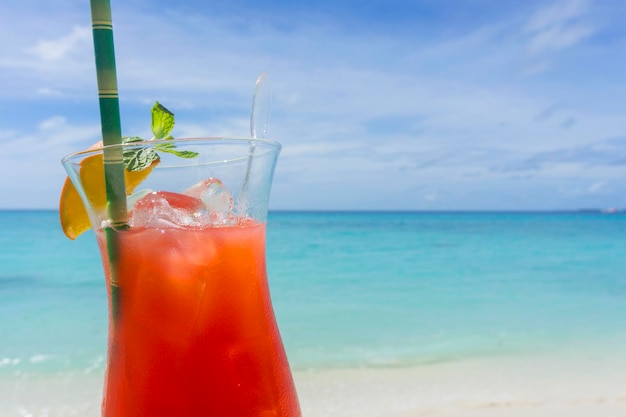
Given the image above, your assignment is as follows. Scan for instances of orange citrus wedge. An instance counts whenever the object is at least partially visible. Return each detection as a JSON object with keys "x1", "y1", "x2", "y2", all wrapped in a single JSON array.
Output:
[{"x1": 60, "y1": 154, "x2": 158, "y2": 239}]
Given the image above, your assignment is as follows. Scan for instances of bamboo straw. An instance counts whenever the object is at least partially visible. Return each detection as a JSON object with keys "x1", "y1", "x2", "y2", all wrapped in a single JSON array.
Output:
[{"x1": 90, "y1": 0, "x2": 126, "y2": 319}]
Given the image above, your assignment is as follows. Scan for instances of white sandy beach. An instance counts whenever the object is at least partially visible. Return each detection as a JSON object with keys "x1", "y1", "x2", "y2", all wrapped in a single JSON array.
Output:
[
  {"x1": 296, "y1": 353, "x2": 626, "y2": 417},
  {"x1": 2, "y1": 352, "x2": 625, "y2": 417}
]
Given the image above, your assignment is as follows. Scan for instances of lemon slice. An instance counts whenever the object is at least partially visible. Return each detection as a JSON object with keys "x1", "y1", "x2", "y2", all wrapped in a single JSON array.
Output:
[{"x1": 60, "y1": 154, "x2": 158, "y2": 239}]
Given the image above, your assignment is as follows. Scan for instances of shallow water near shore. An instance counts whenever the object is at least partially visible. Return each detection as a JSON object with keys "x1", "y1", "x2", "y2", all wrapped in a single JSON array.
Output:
[{"x1": 2, "y1": 210, "x2": 626, "y2": 415}]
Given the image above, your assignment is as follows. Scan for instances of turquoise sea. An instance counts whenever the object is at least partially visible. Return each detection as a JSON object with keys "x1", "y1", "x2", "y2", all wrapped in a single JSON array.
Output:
[{"x1": 2, "y1": 210, "x2": 626, "y2": 378}]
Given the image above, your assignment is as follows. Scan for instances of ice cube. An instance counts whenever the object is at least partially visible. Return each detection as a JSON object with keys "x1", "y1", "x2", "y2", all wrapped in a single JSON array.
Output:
[
  {"x1": 129, "y1": 191, "x2": 204, "y2": 228},
  {"x1": 184, "y1": 178, "x2": 236, "y2": 226},
  {"x1": 127, "y1": 189, "x2": 154, "y2": 210}
]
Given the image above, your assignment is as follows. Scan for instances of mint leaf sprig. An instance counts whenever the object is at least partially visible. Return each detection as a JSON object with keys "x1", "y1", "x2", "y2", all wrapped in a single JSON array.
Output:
[
  {"x1": 151, "y1": 101, "x2": 175, "y2": 140},
  {"x1": 123, "y1": 101, "x2": 199, "y2": 172}
]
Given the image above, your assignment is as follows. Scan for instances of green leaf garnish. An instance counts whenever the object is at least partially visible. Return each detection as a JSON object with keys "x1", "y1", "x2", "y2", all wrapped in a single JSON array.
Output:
[
  {"x1": 151, "y1": 101, "x2": 175, "y2": 140},
  {"x1": 154, "y1": 142, "x2": 199, "y2": 159},
  {"x1": 121, "y1": 102, "x2": 198, "y2": 172},
  {"x1": 124, "y1": 146, "x2": 160, "y2": 172}
]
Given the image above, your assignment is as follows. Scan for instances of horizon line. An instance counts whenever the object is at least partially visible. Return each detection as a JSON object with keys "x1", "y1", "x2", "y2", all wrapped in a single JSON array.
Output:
[{"x1": 1, "y1": 208, "x2": 624, "y2": 215}]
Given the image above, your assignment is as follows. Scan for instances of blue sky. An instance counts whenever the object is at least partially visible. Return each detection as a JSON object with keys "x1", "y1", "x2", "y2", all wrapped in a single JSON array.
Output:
[{"x1": 1, "y1": 0, "x2": 626, "y2": 210}]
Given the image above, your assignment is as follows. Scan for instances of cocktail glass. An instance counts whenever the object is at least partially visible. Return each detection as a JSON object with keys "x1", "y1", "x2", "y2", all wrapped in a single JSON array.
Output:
[{"x1": 61, "y1": 138, "x2": 301, "y2": 417}]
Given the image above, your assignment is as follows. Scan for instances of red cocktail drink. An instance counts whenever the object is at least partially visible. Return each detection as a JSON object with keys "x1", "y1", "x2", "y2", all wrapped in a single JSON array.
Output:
[{"x1": 99, "y1": 219, "x2": 299, "y2": 416}]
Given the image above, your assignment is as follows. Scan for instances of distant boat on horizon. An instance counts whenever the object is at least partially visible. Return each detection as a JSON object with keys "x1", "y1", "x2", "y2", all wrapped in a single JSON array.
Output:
[{"x1": 601, "y1": 207, "x2": 624, "y2": 214}]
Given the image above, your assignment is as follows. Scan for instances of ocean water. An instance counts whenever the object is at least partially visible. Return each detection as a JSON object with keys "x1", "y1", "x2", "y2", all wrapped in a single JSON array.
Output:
[{"x1": 2, "y1": 210, "x2": 626, "y2": 379}]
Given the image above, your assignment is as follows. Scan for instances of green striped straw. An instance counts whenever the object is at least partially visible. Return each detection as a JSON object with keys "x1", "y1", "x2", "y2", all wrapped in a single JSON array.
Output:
[
  {"x1": 90, "y1": 0, "x2": 126, "y2": 318},
  {"x1": 90, "y1": 0, "x2": 127, "y2": 223}
]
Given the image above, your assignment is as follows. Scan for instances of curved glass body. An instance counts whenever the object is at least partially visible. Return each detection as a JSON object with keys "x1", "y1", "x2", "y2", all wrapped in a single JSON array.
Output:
[{"x1": 62, "y1": 138, "x2": 301, "y2": 417}]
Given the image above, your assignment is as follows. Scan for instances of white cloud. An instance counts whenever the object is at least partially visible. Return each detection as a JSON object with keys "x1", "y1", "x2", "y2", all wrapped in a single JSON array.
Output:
[
  {"x1": 526, "y1": 0, "x2": 591, "y2": 32},
  {"x1": 588, "y1": 181, "x2": 606, "y2": 194},
  {"x1": 39, "y1": 116, "x2": 68, "y2": 131},
  {"x1": 0, "y1": 117, "x2": 101, "y2": 159},
  {"x1": 28, "y1": 26, "x2": 91, "y2": 62},
  {"x1": 175, "y1": 118, "x2": 251, "y2": 139},
  {"x1": 527, "y1": 23, "x2": 594, "y2": 53},
  {"x1": 36, "y1": 87, "x2": 64, "y2": 97},
  {"x1": 0, "y1": 116, "x2": 102, "y2": 209},
  {"x1": 525, "y1": 0, "x2": 595, "y2": 53}
]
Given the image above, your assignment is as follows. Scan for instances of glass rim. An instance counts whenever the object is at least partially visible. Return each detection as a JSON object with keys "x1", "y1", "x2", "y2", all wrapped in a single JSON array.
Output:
[{"x1": 61, "y1": 137, "x2": 282, "y2": 165}]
